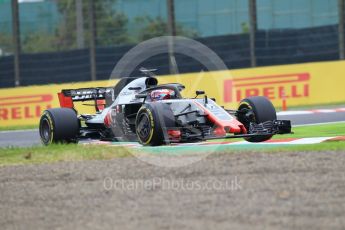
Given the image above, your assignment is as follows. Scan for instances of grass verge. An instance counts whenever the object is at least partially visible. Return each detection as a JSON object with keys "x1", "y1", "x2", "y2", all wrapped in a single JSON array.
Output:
[
  {"x1": 0, "y1": 122, "x2": 344, "y2": 166},
  {"x1": 0, "y1": 125, "x2": 38, "y2": 131},
  {"x1": 275, "y1": 122, "x2": 345, "y2": 139},
  {"x1": 0, "y1": 144, "x2": 131, "y2": 166},
  {"x1": 262, "y1": 142, "x2": 345, "y2": 153}
]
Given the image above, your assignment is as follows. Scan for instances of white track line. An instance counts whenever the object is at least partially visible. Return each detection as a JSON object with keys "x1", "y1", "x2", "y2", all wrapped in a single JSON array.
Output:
[
  {"x1": 0, "y1": 129, "x2": 38, "y2": 134},
  {"x1": 278, "y1": 108, "x2": 345, "y2": 116},
  {"x1": 293, "y1": 121, "x2": 345, "y2": 127},
  {"x1": 277, "y1": 111, "x2": 313, "y2": 116},
  {"x1": 225, "y1": 137, "x2": 336, "y2": 145}
]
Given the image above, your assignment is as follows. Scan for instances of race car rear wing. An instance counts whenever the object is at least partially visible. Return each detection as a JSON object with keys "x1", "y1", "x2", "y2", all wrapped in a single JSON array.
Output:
[{"x1": 58, "y1": 87, "x2": 114, "y2": 112}]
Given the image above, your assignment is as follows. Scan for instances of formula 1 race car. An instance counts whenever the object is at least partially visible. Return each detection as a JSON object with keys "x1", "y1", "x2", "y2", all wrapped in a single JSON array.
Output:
[{"x1": 39, "y1": 69, "x2": 291, "y2": 146}]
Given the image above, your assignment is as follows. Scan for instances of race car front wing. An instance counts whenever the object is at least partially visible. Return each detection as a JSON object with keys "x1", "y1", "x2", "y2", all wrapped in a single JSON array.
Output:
[
  {"x1": 222, "y1": 120, "x2": 292, "y2": 139},
  {"x1": 170, "y1": 120, "x2": 292, "y2": 142}
]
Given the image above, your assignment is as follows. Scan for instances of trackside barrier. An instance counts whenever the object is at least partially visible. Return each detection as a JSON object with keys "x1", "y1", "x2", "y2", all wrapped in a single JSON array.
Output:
[{"x1": 1, "y1": 60, "x2": 345, "y2": 127}]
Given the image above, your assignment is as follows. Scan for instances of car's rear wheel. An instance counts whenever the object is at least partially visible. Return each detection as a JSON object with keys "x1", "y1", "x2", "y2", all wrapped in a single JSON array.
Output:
[
  {"x1": 135, "y1": 103, "x2": 175, "y2": 146},
  {"x1": 237, "y1": 96, "x2": 277, "y2": 143},
  {"x1": 39, "y1": 108, "x2": 79, "y2": 145}
]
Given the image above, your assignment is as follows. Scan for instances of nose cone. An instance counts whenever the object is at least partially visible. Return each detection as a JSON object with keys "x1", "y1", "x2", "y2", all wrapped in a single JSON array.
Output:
[{"x1": 213, "y1": 121, "x2": 246, "y2": 136}]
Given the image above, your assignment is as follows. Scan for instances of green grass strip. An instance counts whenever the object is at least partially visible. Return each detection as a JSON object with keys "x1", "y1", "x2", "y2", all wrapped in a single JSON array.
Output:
[{"x1": 0, "y1": 122, "x2": 344, "y2": 166}]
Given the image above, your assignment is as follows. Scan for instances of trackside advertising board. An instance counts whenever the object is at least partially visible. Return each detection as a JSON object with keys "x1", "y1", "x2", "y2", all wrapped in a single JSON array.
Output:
[
  {"x1": 0, "y1": 80, "x2": 115, "y2": 127},
  {"x1": 1, "y1": 60, "x2": 345, "y2": 127}
]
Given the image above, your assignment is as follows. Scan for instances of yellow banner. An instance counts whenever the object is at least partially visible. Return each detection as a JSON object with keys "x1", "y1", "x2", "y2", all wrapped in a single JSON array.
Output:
[
  {"x1": 0, "y1": 80, "x2": 115, "y2": 127},
  {"x1": 1, "y1": 60, "x2": 345, "y2": 127},
  {"x1": 161, "y1": 60, "x2": 345, "y2": 108}
]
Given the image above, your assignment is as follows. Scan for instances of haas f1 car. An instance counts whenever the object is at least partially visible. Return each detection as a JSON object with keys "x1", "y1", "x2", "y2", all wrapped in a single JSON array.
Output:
[{"x1": 39, "y1": 69, "x2": 291, "y2": 146}]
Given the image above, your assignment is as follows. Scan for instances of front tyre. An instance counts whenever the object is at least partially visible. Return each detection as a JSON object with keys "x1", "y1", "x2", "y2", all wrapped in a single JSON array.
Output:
[
  {"x1": 237, "y1": 96, "x2": 277, "y2": 143},
  {"x1": 39, "y1": 108, "x2": 79, "y2": 145},
  {"x1": 135, "y1": 103, "x2": 175, "y2": 146}
]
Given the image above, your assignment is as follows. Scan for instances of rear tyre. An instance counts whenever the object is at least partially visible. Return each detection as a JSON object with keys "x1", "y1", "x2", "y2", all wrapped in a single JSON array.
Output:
[
  {"x1": 237, "y1": 96, "x2": 277, "y2": 143},
  {"x1": 39, "y1": 108, "x2": 79, "y2": 145},
  {"x1": 135, "y1": 103, "x2": 175, "y2": 146}
]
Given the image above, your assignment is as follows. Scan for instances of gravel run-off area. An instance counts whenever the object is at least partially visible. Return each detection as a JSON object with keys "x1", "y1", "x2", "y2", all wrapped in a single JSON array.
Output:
[{"x1": 1, "y1": 151, "x2": 345, "y2": 230}]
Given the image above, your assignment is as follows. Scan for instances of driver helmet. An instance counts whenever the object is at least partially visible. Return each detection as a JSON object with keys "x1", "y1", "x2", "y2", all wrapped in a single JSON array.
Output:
[{"x1": 150, "y1": 89, "x2": 175, "y2": 101}]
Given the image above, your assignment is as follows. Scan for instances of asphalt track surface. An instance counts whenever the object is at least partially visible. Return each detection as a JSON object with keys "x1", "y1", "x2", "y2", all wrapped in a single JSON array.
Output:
[
  {"x1": 278, "y1": 110, "x2": 345, "y2": 126},
  {"x1": 1, "y1": 110, "x2": 345, "y2": 147}
]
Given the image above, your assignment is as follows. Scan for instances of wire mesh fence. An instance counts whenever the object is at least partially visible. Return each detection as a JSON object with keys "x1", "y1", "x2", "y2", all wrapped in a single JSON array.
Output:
[{"x1": 0, "y1": 0, "x2": 342, "y2": 88}]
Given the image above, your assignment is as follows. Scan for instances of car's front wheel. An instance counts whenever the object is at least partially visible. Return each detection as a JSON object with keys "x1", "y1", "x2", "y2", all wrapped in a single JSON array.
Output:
[
  {"x1": 135, "y1": 103, "x2": 175, "y2": 146},
  {"x1": 237, "y1": 96, "x2": 277, "y2": 143}
]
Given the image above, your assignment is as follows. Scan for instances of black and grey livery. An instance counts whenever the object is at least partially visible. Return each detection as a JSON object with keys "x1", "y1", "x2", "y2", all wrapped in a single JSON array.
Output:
[{"x1": 39, "y1": 69, "x2": 292, "y2": 146}]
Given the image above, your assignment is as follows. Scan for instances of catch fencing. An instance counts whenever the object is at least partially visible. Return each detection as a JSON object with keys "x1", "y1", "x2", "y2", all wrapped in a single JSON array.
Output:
[{"x1": 0, "y1": 24, "x2": 339, "y2": 88}]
